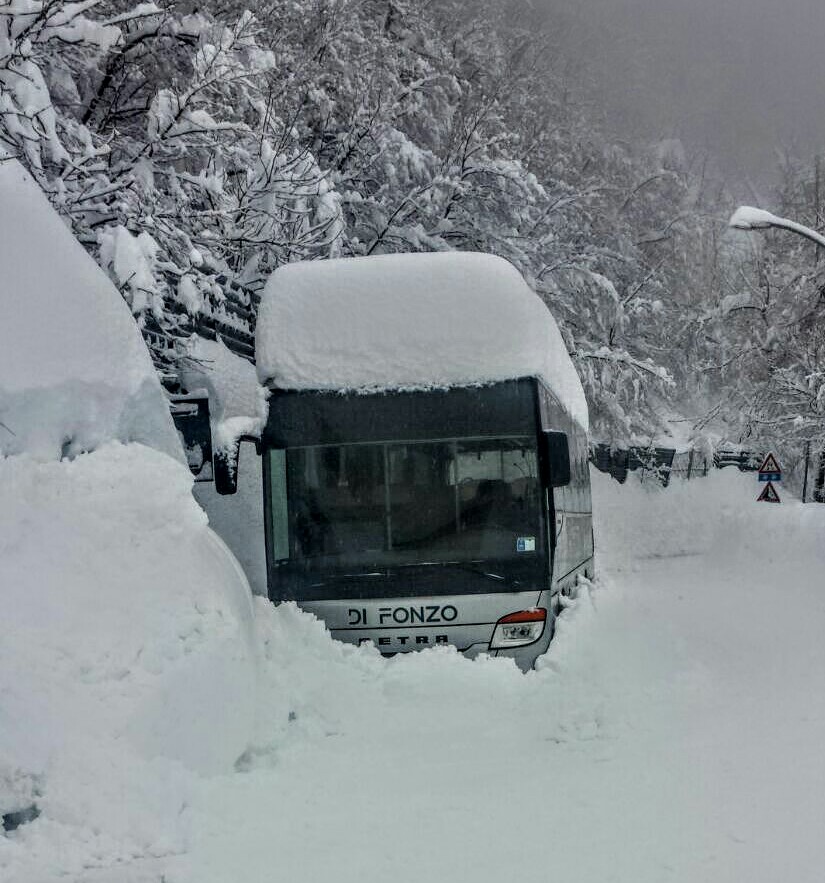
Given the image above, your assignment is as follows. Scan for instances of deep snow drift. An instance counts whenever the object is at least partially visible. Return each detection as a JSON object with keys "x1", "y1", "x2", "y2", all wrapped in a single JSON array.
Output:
[
  {"x1": 256, "y1": 252, "x2": 589, "y2": 429},
  {"x1": 0, "y1": 158, "x2": 179, "y2": 461},
  {"x1": 0, "y1": 156, "x2": 257, "y2": 875},
  {"x1": 0, "y1": 445, "x2": 256, "y2": 871},
  {"x1": 4, "y1": 468, "x2": 825, "y2": 883}
]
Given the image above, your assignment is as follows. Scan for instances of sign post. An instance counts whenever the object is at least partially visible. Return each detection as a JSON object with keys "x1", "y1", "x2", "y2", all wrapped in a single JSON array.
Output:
[{"x1": 757, "y1": 452, "x2": 782, "y2": 503}]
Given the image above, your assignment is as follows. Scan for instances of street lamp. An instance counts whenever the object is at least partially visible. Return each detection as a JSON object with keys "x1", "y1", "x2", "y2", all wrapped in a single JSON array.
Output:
[
  {"x1": 728, "y1": 206, "x2": 825, "y2": 250},
  {"x1": 728, "y1": 205, "x2": 825, "y2": 503}
]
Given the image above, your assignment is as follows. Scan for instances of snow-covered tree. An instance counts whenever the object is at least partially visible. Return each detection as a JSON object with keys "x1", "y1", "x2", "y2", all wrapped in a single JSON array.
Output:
[
  {"x1": 2, "y1": 0, "x2": 724, "y2": 446},
  {"x1": 2, "y1": 1, "x2": 342, "y2": 369},
  {"x1": 705, "y1": 159, "x2": 825, "y2": 493}
]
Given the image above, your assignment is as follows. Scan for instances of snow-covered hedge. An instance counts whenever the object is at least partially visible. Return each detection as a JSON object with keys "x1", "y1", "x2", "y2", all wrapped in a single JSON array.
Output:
[{"x1": 0, "y1": 158, "x2": 179, "y2": 461}]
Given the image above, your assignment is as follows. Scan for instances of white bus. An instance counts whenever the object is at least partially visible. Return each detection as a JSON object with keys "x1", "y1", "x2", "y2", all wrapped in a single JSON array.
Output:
[{"x1": 220, "y1": 252, "x2": 593, "y2": 670}]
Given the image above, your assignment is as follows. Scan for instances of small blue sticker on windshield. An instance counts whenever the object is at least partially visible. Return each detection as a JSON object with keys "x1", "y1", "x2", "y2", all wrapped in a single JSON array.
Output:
[{"x1": 516, "y1": 536, "x2": 536, "y2": 552}]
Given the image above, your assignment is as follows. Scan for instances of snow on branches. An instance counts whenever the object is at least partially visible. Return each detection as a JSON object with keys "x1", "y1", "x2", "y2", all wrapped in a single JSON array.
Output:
[
  {"x1": 1, "y1": 0, "x2": 719, "y2": 444},
  {"x1": 1, "y1": 1, "x2": 342, "y2": 365}
]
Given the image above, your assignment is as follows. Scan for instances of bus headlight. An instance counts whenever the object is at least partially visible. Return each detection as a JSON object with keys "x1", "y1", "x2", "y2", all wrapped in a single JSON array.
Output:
[{"x1": 489, "y1": 608, "x2": 546, "y2": 650}]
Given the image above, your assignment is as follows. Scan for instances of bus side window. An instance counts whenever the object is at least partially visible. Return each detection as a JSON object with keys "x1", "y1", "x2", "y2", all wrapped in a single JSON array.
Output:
[
  {"x1": 268, "y1": 449, "x2": 290, "y2": 561},
  {"x1": 585, "y1": 455, "x2": 593, "y2": 510},
  {"x1": 571, "y1": 440, "x2": 582, "y2": 511}
]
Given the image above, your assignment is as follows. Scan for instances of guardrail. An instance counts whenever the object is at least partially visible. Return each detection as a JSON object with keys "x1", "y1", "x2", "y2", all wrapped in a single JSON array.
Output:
[
  {"x1": 593, "y1": 442, "x2": 825, "y2": 503},
  {"x1": 712, "y1": 449, "x2": 762, "y2": 471},
  {"x1": 147, "y1": 274, "x2": 260, "y2": 391},
  {"x1": 591, "y1": 444, "x2": 682, "y2": 487}
]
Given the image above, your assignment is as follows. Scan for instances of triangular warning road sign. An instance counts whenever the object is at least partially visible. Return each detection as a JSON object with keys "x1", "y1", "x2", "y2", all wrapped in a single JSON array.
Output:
[
  {"x1": 758, "y1": 452, "x2": 782, "y2": 475},
  {"x1": 757, "y1": 481, "x2": 781, "y2": 503}
]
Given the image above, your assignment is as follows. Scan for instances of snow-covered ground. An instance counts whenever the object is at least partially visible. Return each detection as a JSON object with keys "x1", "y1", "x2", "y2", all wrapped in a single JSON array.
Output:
[{"x1": 4, "y1": 467, "x2": 825, "y2": 883}]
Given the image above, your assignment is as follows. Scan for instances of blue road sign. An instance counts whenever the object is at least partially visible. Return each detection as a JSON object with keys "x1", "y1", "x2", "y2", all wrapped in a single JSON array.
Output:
[{"x1": 759, "y1": 472, "x2": 781, "y2": 482}]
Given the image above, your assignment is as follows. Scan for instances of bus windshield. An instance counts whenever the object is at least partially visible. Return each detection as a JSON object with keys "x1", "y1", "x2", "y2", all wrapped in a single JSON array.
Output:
[{"x1": 267, "y1": 436, "x2": 542, "y2": 584}]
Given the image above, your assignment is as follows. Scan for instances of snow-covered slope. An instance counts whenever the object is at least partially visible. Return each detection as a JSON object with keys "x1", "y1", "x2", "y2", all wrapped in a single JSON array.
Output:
[
  {"x1": 0, "y1": 157, "x2": 179, "y2": 460},
  {"x1": 256, "y1": 252, "x2": 588, "y2": 429}
]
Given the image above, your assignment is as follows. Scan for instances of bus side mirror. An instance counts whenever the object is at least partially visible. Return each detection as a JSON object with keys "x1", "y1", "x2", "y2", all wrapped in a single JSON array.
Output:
[
  {"x1": 543, "y1": 431, "x2": 571, "y2": 487},
  {"x1": 214, "y1": 448, "x2": 238, "y2": 495},
  {"x1": 214, "y1": 435, "x2": 261, "y2": 496},
  {"x1": 170, "y1": 395, "x2": 213, "y2": 482}
]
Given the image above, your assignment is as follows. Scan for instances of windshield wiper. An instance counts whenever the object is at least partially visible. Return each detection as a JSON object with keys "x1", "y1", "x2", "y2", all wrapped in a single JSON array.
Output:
[
  {"x1": 437, "y1": 561, "x2": 523, "y2": 588},
  {"x1": 303, "y1": 570, "x2": 389, "y2": 588},
  {"x1": 302, "y1": 561, "x2": 524, "y2": 590}
]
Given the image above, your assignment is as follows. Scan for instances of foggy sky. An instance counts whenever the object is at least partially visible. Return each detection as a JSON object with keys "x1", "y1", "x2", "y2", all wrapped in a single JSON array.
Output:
[{"x1": 547, "y1": 0, "x2": 825, "y2": 182}]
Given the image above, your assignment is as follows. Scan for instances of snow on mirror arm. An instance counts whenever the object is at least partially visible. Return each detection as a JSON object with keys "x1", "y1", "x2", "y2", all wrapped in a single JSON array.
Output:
[{"x1": 215, "y1": 432, "x2": 261, "y2": 495}]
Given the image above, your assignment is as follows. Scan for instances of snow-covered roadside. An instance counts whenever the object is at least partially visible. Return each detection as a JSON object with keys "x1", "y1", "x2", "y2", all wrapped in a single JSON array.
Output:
[
  {"x1": 161, "y1": 468, "x2": 825, "y2": 883},
  {"x1": 588, "y1": 469, "x2": 825, "y2": 882},
  {"x1": 4, "y1": 459, "x2": 825, "y2": 882}
]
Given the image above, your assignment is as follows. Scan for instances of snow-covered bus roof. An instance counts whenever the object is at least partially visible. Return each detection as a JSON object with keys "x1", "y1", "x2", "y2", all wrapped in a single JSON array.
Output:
[{"x1": 256, "y1": 252, "x2": 588, "y2": 430}]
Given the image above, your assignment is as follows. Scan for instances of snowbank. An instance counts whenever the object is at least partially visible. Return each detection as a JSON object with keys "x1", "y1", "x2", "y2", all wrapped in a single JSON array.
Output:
[
  {"x1": 591, "y1": 466, "x2": 816, "y2": 571},
  {"x1": 0, "y1": 161, "x2": 260, "y2": 878},
  {"x1": 6, "y1": 464, "x2": 825, "y2": 881},
  {"x1": 0, "y1": 157, "x2": 180, "y2": 460},
  {"x1": 165, "y1": 470, "x2": 825, "y2": 883},
  {"x1": 257, "y1": 252, "x2": 589, "y2": 429},
  {"x1": 0, "y1": 444, "x2": 256, "y2": 839}
]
